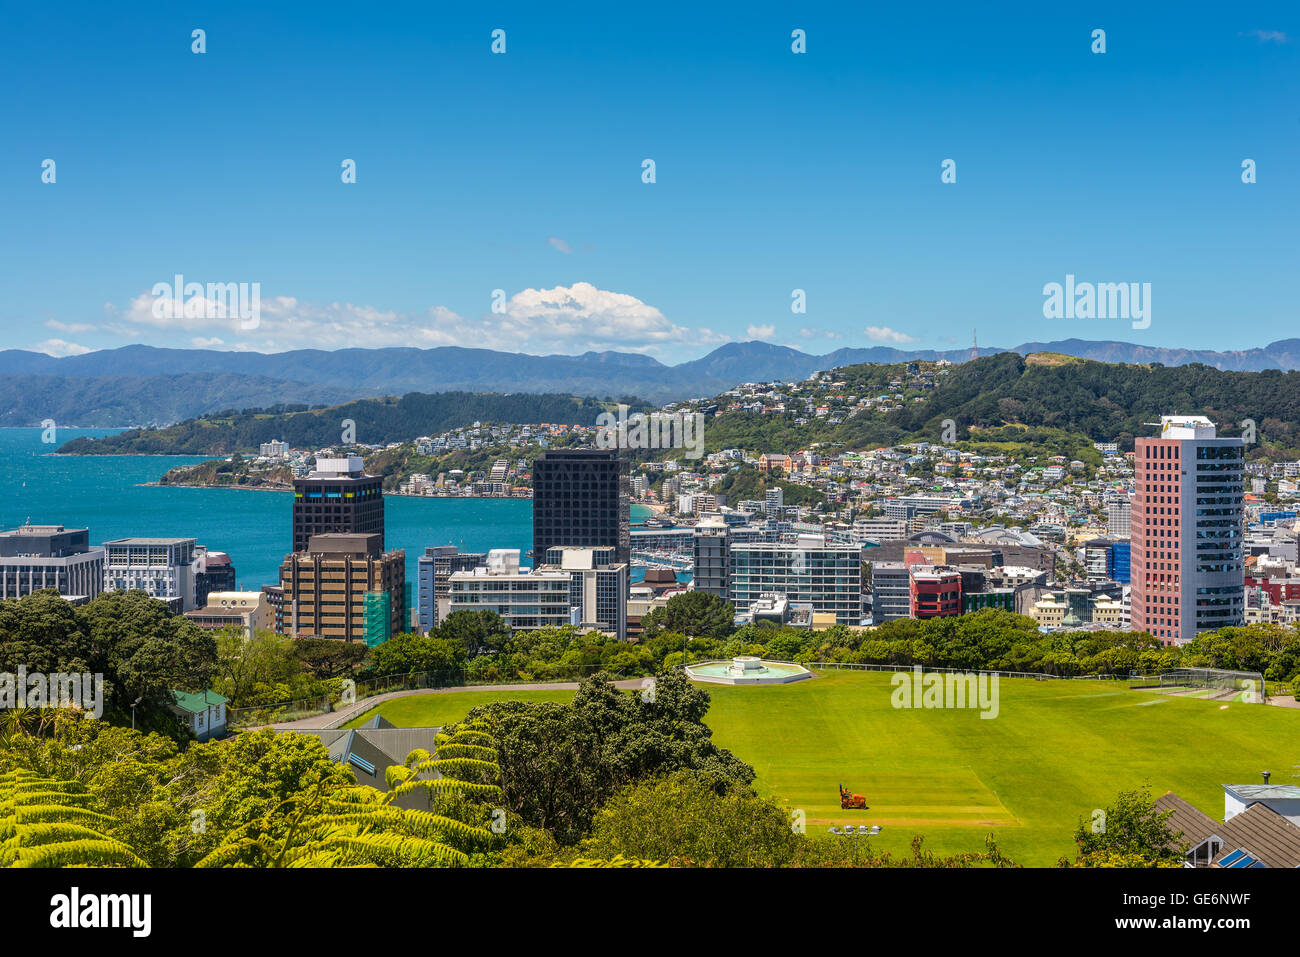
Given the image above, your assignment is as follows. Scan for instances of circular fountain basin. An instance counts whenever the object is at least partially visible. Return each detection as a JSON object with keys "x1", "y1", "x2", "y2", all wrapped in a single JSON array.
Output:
[{"x1": 685, "y1": 657, "x2": 813, "y2": 685}]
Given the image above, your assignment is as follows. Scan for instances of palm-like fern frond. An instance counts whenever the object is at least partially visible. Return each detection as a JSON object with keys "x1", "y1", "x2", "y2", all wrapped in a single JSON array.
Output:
[{"x1": 0, "y1": 770, "x2": 146, "y2": 868}]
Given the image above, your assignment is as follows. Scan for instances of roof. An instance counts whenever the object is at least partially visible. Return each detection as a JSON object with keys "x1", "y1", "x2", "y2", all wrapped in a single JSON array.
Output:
[
  {"x1": 1155, "y1": 792, "x2": 1220, "y2": 849},
  {"x1": 170, "y1": 689, "x2": 230, "y2": 713},
  {"x1": 105, "y1": 537, "x2": 196, "y2": 546},
  {"x1": 1157, "y1": 791, "x2": 1300, "y2": 868},
  {"x1": 294, "y1": 721, "x2": 443, "y2": 807},
  {"x1": 1212, "y1": 803, "x2": 1300, "y2": 868},
  {"x1": 1225, "y1": 784, "x2": 1300, "y2": 801}
]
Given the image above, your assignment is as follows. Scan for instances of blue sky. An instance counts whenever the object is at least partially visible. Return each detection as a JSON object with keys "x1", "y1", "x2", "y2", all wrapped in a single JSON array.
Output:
[{"x1": 1, "y1": 1, "x2": 1296, "y2": 363}]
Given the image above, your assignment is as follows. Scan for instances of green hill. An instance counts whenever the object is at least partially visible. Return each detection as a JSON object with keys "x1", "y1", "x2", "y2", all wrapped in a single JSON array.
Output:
[{"x1": 57, "y1": 391, "x2": 645, "y2": 456}]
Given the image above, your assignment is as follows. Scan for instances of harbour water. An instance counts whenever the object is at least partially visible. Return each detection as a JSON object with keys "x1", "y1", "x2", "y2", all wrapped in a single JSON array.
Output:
[{"x1": 2, "y1": 428, "x2": 658, "y2": 592}]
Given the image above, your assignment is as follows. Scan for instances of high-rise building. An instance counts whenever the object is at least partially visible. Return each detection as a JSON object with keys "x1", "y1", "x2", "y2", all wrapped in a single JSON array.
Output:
[
  {"x1": 692, "y1": 519, "x2": 730, "y2": 600},
  {"x1": 728, "y1": 536, "x2": 862, "y2": 624},
  {"x1": 1107, "y1": 497, "x2": 1131, "y2": 539},
  {"x1": 279, "y1": 533, "x2": 405, "y2": 644},
  {"x1": 416, "y1": 545, "x2": 487, "y2": 633},
  {"x1": 870, "y1": 562, "x2": 911, "y2": 622},
  {"x1": 291, "y1": 456, "x2": 385, "y2": 555},
  {"x1": 531, "y1": 449, "x2": 629, "y2": 566},
  {"x1": 0, "y1": 524, "x2": 104, "y2": 603},
  {"x1": 1106, "y1": 542, "x2": 1131, "y2": 584},
  {"x1": 1130, "y1": 416, "x2": 1244, "y2": 646},
  {"x1": 102, "y1": 537, "x2": 200, "y2": 612}
]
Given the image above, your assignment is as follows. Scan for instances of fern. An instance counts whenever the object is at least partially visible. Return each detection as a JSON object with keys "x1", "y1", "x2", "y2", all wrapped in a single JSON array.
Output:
[
  {"x1": 0, "y1": 770, "x2": 146, "y2": 868},
  {"x1": 194, "y1": 719, "x2": 508, "y2": 868}
]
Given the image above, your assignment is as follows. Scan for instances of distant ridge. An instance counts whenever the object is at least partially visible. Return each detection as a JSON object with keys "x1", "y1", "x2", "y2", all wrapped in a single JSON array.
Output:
[{"x1": 4, "y1": 337, "x2": 1300, "y2": 425}]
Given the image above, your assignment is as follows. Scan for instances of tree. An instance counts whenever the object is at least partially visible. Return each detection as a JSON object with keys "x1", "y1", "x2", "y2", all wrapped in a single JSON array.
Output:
[
  {"x1": 193, "y1": 721, "x2": 504, "y2": 868},
  {"x1": 581, "y1": 771, "x2": 799, "y2": 867},
  {"x1": 79, "y1": 590, "x2": 217, "y2": 732},
  {"x1": 294, "y1": 638, "x2": 369, "y2": 679},
  {"x1": 464, "y1": 671, "x2": 753, "y2": 845},
  {"x1": 437, "y1": 610, "x2": 509, "y2": 655},
  {"x1": 367, "y1": 632, "x2": 467, "y2": 682},
  {"x1": 1064, "y1": 785, "x2": 1186, "y2": 867},
  {"x1": 643, "y1": 592, "x2": 735, "y2": 641},
  {"x1": 0, "y1": 589, "x2": 217, "y2": 739}
]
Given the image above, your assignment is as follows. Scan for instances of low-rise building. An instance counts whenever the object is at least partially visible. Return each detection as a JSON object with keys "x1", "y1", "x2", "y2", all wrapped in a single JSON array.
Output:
[{"x1": 0, "y1": 523, "x2": 103, "y2": 603}]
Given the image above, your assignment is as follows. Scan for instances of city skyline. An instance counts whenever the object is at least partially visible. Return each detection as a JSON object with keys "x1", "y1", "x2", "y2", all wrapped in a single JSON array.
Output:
[{"x1": 2, "y1": 2, "x2": 1296, "y2": 362}]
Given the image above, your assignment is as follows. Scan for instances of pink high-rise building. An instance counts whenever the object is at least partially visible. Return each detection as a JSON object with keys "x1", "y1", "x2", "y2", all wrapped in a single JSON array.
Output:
[{"x1": 1130, "y1": 416, "x2": 1244, "y2": 646}]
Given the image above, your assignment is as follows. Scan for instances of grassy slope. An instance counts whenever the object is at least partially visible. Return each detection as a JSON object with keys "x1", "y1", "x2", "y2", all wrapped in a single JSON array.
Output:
[
  {"x1": 340, "y1": 671, "x2": 1300, "y2": 866},
  {"x1": 341, "y1": 688, "x2": 574, "y2": 728}
]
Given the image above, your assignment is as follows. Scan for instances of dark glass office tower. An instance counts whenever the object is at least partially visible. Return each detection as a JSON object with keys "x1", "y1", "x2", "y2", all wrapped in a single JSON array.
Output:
[
  {"x1": 291, "y1": 456, "x2": 385, "y2": 555},
  {"x1": 532, "y1": 449, "x2": 629, "y2": 566}
]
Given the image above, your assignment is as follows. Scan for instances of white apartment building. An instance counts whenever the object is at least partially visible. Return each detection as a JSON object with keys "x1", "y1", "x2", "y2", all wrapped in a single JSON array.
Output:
[
  {"x1": 447, "y1": 549, "x2": 572, "y2": 631},
  {"x1": 102, "y1": 537, "x2": 201, "y2": 612}
]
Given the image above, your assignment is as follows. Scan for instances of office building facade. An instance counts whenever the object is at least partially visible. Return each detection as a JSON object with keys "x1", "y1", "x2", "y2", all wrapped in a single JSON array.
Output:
[
  {"x1": 1107, "y1": 498, "x2": 1131, "y2": 539},
  {"x1": 692, "y1": 519, "x2": 730, "y2": 600},
  {"x1": 0, "y1": 524, "x2": 104, "y2": 603},
  {"x1": 416, "y1": 545, "x2": 487, "y2": 633},
  {"x1": 1130, "y1": 416, "x2": 1245, "y2": 645},
  {"x1": 531, "y1": 449, "x2": 629, "y2": 566},
  {"x1": 871, "y1": 561, "x2": 911, "y2": 622},
  {"x1": 195, "y1": 549, "x2": 236, "y2": 607},
  {"x1": 279, "y1": 533, "x2": 405, "y2": 645},
  {"x1": 910, "y1": 566, "x2": 962, "y2": 619},
  {"x1": 728, "y1": 536, "x2": 862, "y2": 624},
  {"x1": 540, "y1": 546, "x2": 629, "y2": 639},
  {"x1": 447, "y1": 549, "x2": 571, "y2": 631},
  {"x1": 292, "y1": 456, "x2": 385, "y2": 554},
  {"x1": 102, "y1": 537, "x2": 200, "y2": 612}
]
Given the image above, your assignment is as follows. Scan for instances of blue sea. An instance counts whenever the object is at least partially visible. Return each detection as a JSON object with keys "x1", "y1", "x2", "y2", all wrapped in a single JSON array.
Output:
[{"x1": 2, "y1": 428, "x2": 654, "y2": 592}]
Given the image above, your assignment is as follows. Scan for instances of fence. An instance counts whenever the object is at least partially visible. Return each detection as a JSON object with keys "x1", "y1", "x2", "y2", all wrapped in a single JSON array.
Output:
[
  {"x1": 1129, "y1": 667, "x2": 1267, "y2": 701},
  {"x1": 806, "y1": 661, "x2": 1132, "y2": 681},
  {"x1": 226, "y1": 664, "x2": 644, "y2": 729},
  {"x1": 227, "y1": 670, "x2": 459, "y2": 729}
]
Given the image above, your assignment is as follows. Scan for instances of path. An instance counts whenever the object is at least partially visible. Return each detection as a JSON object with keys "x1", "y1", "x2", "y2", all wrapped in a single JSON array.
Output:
[{"x1": 255, "y1": 678, "x2": 647, "y2": 732}]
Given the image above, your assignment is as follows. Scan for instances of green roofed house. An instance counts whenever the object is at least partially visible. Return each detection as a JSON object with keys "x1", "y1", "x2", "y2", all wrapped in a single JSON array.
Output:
[{"x1": 169, "y1": 689, "x2": 230, "y2": 741}]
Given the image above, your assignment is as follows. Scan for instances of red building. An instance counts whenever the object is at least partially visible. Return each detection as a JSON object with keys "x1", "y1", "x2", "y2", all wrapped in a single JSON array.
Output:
[
  {"x1": 1129, "y1": 416, "x2": 1244, "y2": 646},
  {"x1": 1244, "y1": 576, "x2": 1300, "y2": 605},
  {"x1": 910, "y1": 566, "x2": 962, "y2": 619}
]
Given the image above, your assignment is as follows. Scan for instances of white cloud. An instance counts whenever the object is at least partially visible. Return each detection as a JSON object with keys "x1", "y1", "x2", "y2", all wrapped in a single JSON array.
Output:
[
  {"x1": 192, "y1": 337, "x2": 225, "y2": 348},
  {"x1": 863, "y1": 325, "x2": 918, "y2": 344},
  {"x1": 746, "y1": 324, "x2": 776, "y2": 339},
  {"x1": 1242, "y1": 29, "x2": 1288, "y2": 44},
  {"x1": 546, "y1": 236, "x2": 574, "y2": 254},
  {"x1": 800, "y1": 327, "x2": 842, "y2": 340},
  {"x1": 114, "y1": 281, "x2": 728, "y2": 357},
  {"x1": 43, "y1": 320, "x2": 96, "y2": 334},
  {"x1": 30, "y1": 338, "x2": 92, "y2": 357}
]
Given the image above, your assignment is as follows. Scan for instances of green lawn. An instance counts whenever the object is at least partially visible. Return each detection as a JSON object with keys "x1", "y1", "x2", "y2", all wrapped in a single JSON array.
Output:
[
  {"x1": 341, "y1": 688, "x2": 575, "y2": 728},
  {"x1": 340, "y1": 671, "x2": 1300, "y2": 865}
]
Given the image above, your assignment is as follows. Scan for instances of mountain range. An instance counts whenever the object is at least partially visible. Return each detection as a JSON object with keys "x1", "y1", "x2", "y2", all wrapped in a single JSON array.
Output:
[{"x1": 5, "y1": 338, "x2": 1300, "y2": 426}]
